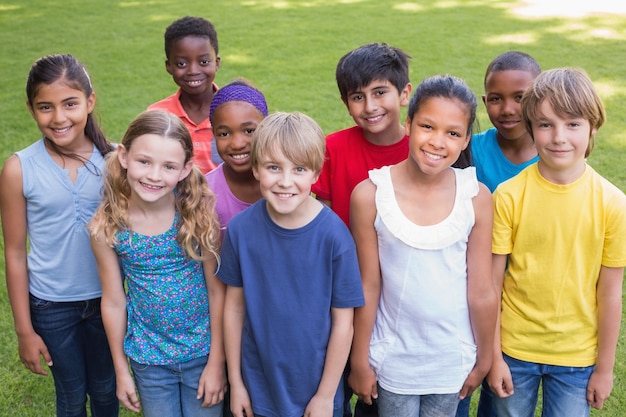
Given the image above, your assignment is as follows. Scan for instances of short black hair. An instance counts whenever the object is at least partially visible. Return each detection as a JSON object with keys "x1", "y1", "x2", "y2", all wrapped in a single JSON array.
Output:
[
  {"x1": 336, "y1": 43, "x2": 411, "y2": 103},
  {"x1": 484, "y1": 51, "x2": 541, "y2": 87},
  {"x1": 164, "y1": 16, "x2": 218, "y2": 58}
]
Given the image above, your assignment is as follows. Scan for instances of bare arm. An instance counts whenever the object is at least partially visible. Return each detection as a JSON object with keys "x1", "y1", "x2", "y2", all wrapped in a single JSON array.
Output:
[
  {"x1": 0, "y1": 155, "x2": 52, "y2": 376},
  {"x1": 197, "y1": 255, "x2": 227, "y2": 407},
  {"x1": 223, "y1": 285, "x2": 252, "y2": 417},
  {"x1": 586, "y1": 266, "x2": 623, "y2": 410},
  {"x1": 461, "y1": 184, "x2": 497, "y2": 399},
  {"x1": 347, "y1": 179, "x2": 381, "y2": 405},
  {"x1": 305, "y1": 307, "x2": 354, "y2": 417},
  {"x1": 487, "y1": 253, "x2": 514, "y2": 398},
  {"x1": 90, "y1": 232, "x2": 140, "y2": 412}
]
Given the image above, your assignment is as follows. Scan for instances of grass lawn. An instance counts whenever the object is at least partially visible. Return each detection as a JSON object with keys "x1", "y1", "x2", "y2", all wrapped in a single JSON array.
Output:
[{"x1": 1, "y1": 0, "x2": 625, "y2": 416}]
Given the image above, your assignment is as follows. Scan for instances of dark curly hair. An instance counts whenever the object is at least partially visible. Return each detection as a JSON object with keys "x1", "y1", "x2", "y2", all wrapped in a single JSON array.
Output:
[{"x1": 164, "y1": 16, "x2": 218, "y2": 58}]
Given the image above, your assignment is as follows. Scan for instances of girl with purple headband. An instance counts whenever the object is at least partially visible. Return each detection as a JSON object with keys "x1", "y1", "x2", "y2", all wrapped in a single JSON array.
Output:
[{"x1": 205, "y1": 79, "x2": 269, "y2": 238}]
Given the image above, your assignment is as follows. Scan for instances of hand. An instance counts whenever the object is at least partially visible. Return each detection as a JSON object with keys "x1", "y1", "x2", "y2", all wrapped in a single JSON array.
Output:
[
  {"x1": 587, "y1": 369, "x2": 613, "y2": 410},
  {"x1": 348, "y1": 365, "x2": 378, "y2": 405},
  {"x1": 17, "y1": 332, "x2": 52, "y2": 376},
  {"x1": 487, "y1": 358, "x2": 514, "y2": 398},
  {"x1": 304, "y1": 393, "x2": 334, "y2": 417},
  {"x1": 116, "y1": 372, "x2": 141, "y2": 412},
  {"x1": 197, "y1": 360, "x2": 227, "y2": 407},
  {"x1": 229, "y1": 383, "x2": 253, "y2": 417},
  {"x1": 459, "y1": 359, "x2": 490, "y2": 400}
]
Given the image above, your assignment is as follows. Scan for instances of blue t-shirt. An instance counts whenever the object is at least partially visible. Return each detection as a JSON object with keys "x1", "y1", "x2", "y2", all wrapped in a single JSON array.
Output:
[
  {"x1": 115, "y1": 213, "x2": 211, "y2": 365},
  {"x1": 471, "y1": 128, "x2": 539, "y2": 192},
  {"x1": 218, "y1": 200, "x2": 364, "y2": 417}
]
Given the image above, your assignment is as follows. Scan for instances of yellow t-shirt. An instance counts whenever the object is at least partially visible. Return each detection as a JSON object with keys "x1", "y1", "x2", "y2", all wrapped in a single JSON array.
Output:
[{"x1": 493, "y1": 164, "x2": 626, "y2": 366}]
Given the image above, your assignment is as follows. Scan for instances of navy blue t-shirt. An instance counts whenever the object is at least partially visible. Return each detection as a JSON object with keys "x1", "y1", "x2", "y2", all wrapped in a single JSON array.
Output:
[{"x1": 218, "y1": 200, "x2": 364, "y2": 417}]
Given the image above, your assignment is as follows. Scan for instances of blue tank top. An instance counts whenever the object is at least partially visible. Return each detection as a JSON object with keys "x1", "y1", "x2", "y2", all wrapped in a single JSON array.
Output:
[{"x1": 17, "y1": 139, "x2": 104, "y2": 301}]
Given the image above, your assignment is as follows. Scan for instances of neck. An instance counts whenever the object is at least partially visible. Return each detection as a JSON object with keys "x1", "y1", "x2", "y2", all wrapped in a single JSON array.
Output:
[{"x1": 363, "y1": 123, "x2": 405, "y2": 146}]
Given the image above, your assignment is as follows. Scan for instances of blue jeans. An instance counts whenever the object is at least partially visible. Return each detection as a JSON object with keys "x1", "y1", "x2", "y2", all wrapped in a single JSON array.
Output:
[
  {"x1": 255, "y1": 407, "x2": 343, "y2": 417},
  {"x1": 29, "y1": 294, "x2": 118, "y2": 417},
  {"x1": 492, "y1": 354, "x2": 593, "y2": 417},
  {"x1": 377, "y1": 385, "x2": 459, "y2": 417},
  {"x1": 455, "y1": 380, "x2": 497, "y2": 417},
  {"x1": 130, "y1": 356, "x2": 223, "y2": 417}
]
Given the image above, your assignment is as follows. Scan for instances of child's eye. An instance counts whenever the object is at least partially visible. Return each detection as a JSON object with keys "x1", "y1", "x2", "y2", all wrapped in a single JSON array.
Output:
[
  {"x1": 176, "y1": 61, "x2": 187, "y2": 68},
  {"x1": 165, "y1": 165, "x2": 175, "y2": 170},
  {"x1": 538, "y1": 123, "x2": 551, "y2": 128},
  {"x1": 244, "y1": 128, "x2": 256, "y2": 135},
  {"x1": 449, "y1": 131, "x2": 461, "y2": 137},
  {"x1": 215, "y1": 131, "x2": 229, "y2": 138},
  {"x1": 420, "y1": 124, "x2": 433, "y2": 130},
  {"x1": 488, "y1": 96, "x2": 501, "y2": 103},
  {"x1": 65, "y1": 102, "x2": 78, "y2": 108},
  {"x1": 375, "y1": 90, "x2": 386, "y2": 96},
  {"x1": 200, "y1": 59, "x2": 211, "y2": 66},
  {"x1": 514, "y1": 95, "x2": 523, "y2": 102},
  {"x1": 295, "y1": 166, "x2": 307, "y2": 173},
  {"x1": 268, "y1": 165, "x2": 279, "y2": 171},
  {"x1": 350, "y1": 94, "x2": 364, "y2": 102},
  {"x1": 37, "y1": 105, "x2": 51, "y2": 112}
]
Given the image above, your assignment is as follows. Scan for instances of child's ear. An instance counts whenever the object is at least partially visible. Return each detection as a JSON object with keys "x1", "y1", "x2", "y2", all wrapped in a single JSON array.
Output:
[
  {"x1": 165, "y1": 59, "x2": 173, "y2": 75},
  {"x1": 26, "y1": 100, "x2": 35, "y2": 118},
  {"x1": 482, "y1": 95, "x2": 487, "y2": 106},
  {"x1": 215, "y1": 55, "x2": 221, "y2": 71},
  {"x1": 400, "y1": 83, "x2": 412, "y2": 106},
  {"x1": 252, "y1": 165, "x2": 260, "y2": 181},
  {"x1": 404, "y1": 117, "x2": 411, "y2": 136},
  {"x1": 178, "y1": 160, "x2": 194, "y2": 182},
  {"x1": 86, "y1": 92, "x2": 96, "y2": 115},
  {"x1": 117, "y1": 145, "x2": 129, "y2": 169}
]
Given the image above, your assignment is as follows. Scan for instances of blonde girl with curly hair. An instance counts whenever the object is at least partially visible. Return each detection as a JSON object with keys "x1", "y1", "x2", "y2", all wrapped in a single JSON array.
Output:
[{"x1": 90, "y1": 110, "x2": 226, "y2": 417}]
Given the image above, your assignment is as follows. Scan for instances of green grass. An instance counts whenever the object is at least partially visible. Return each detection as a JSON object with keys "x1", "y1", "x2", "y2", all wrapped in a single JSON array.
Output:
[{"x1": 1, "y1": 0, "x2": 625, "y2": 416}]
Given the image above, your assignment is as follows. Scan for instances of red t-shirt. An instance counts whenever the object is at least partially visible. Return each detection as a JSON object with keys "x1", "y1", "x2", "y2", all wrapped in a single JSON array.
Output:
[
  {"x1": 312, "y1": 125, "x2": 409, "y2": 228},
  {"x1": 147, "y1": 85, "x2": 218, "y2": 174}
]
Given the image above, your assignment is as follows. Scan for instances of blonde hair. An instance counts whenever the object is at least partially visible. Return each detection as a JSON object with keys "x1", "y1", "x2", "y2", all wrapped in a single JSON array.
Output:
[
  {"x1": 250, "y1": 112, "x2": 325, "y2": 173},
  {"x1": 90, "y1": 110, "x2": 220, "y2": 260},
  {"x1": 522, "y1": 67, "x2": 605, "y2": 157}
]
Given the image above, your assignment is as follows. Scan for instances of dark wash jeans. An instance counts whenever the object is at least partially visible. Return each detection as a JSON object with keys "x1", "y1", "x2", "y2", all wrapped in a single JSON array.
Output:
[{"x1": 30, "y1": 294, "x2": 118, "y2": 417}]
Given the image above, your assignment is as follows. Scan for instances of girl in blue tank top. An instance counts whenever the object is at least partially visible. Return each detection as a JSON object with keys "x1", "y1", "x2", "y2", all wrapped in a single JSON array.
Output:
[
  {"x1": 0, "y1": 54, "x2": 118, "y2": 416},
  {"x1": 89, "y1": 110, "x2": 226, "y2": 417}
]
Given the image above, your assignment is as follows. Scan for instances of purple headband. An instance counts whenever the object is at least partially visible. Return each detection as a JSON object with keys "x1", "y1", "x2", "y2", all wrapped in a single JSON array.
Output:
[{"x1": 209, "y1": 84, "x2": 269, "y2": 121}]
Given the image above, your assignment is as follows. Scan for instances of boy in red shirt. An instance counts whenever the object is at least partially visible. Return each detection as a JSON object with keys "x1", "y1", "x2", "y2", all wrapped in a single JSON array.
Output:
[{"x1": 313, "y1": 43, "x2": 411, "y2": 229}]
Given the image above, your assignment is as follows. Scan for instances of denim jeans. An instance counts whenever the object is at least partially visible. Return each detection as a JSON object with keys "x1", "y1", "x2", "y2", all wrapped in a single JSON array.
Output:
[
  {"x1": 29, "y1": 294, "x2": 118, "y2": 417},
  {"x1": 130, "y1": 356, "x2": 223, "y2": 417},
  {"x1": 255, "y1": 407, "x2": 343, "y2": 417},
  {"x1": 455, "y1": 379, "x2": 497, "y2": 417},
  {"x1": 377, "y1": 385, "x2": 459, "y2": 417},
  {"x1": 492, "y1": 353, "x2": 593, "y2": 417}
]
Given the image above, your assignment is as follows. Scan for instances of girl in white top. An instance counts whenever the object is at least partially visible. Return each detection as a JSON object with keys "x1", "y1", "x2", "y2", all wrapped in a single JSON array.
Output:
[{"x1": 349, "y1": 74, "x2": 497, "y2": 417}]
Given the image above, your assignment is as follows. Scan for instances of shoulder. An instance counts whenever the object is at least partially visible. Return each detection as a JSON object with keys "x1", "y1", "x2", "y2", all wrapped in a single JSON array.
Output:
[
  {"x1": 326, "y1": 126, "x2": 362, "y2": 147},
  {"x1": 147, "y1": 90, "x2": 181, "y2": 111},
  {"x1": 470, "y1": 128, "x2": 496, "y2": 154},
  {"x1": 0, "y1": 154, "x2": 24, "y2": 194}
]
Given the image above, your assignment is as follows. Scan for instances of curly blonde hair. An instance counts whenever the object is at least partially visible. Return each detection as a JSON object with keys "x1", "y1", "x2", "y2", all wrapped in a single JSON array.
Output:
[{"x1": 90, "y1": 110, "x2": 220, "y2": 260}]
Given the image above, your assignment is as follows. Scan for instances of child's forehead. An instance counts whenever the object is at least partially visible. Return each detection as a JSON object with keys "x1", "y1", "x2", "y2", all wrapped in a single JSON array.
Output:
[
  {"x1": 350, "y1": 78, "x2": 397, "y2": 94},
  {"x1": 170, "y1": 36, "x2": 216, "y2": 54},
  {"x1": 485, "y1": 70, "x2": 535, "y2": 92}
]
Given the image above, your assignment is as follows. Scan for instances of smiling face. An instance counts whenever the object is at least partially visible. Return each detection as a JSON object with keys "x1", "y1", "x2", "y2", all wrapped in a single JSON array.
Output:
[
  {"x1": 118, "y1": 133, "x2": 193, "y2": 205},
  {"x1": 211, "y1": 101, "x2": 265, "y2": 175},
  {"x1": 483, "y1": 70, "x2": 536, "y2": 141},
  {"x1": 165, "y1": 36, "x2": 220, "y2": 96},
  {"x1": 405, "y1": 96, "x2": 471, "y2": 176},
  {"x1": 28, "y1": 79, "x2": 95, "y2": 152},
  {"x1": 252, "y1": 148, "x2": 320, "y2": 227},
  {"x1": 345, "y1": 78, "x2": 410, "y2": 143},
  {"x1": 532, "y1": 100, "x2": 595, "y2": 184}
]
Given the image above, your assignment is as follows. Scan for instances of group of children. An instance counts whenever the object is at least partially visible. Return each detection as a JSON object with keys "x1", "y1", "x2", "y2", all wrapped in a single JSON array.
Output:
[{"x1": 1, "y1": 14, "x2": 625, "y2": 417}]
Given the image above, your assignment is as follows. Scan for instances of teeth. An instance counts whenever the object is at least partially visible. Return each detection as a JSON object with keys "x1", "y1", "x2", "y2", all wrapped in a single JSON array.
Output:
[
  {"x1": 140, "y1": 182, "x2": 162, "y2": 190},
  {"x1": 231, "y1": 153, "x2": 249, "y2": 160},
  {"x1": 187, "y1": 80, "x2": 202, "y2": 86},
  {"x1": 277, "y1": 193, "x2": 293, "y2": 198},
  {"x1": 366, "y1": 115, "x2": 383, "y2": 122},
  {"x1": 52, "y1": 127, "x2": 71, "y2": 133},
  {"x1": 424, "y1": 151, "x2": 444, "y2": 160}
]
